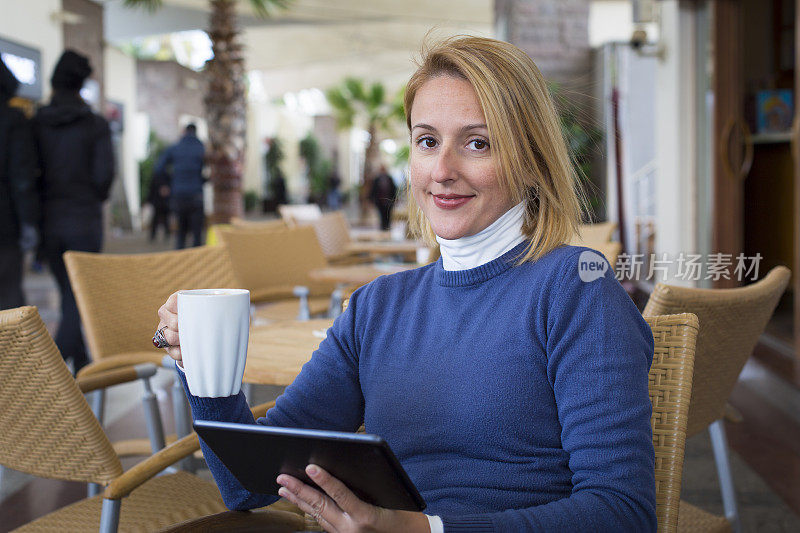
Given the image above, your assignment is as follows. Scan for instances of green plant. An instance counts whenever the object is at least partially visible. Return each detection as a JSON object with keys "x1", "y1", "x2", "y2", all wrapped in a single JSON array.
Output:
[
  {"x1": 550, "y1": 83, "x2": 604, "y2": 217},
  {"x1": 138, "y1": 130, "x2": 168, "y2": 205},
  {"x1": 243, "y1": 189, "x2": 259, "y2": 212},
  {"x1": 299, "y1": 133, "x2": 332, "y2": 202}
]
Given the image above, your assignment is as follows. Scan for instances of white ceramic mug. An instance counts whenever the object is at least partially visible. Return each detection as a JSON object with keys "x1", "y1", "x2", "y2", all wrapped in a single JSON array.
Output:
[{"x1": 177, "y1": 289, "x2": 250, "y2": 397}]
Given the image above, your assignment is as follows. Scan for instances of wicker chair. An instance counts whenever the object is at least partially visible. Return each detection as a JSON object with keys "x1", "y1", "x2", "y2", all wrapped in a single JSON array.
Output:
[
  {"x1": 301, "y1": 211, "x2": 371, "y2": 265},
  {"x1": 64, "y1": 246, "x2": 240, "y2": 456},
  {"x1": 645, "y1": 313, "x2": 698, "y2": 532},
  {"x1": 570, "y1": 221, "x2": 617, "y2": 247},
  {"x1": 591, "y1": 241, "x2": 622, "y2": 271},
  {"x1": 277, "y1": 204, "x2": 322, "y2": 227},
  {"x1": 644, "y1": 266, "x2": 791, "y2": 532},
  {"x1": 0, "y1": 306, "x2": 296, "y2": 532},
  {"x1": 216, "y1": 226, "x2": 337, "y2": 321},
  {"x1": 230, "y1": 218, "x2": 287, "y2": 231}
]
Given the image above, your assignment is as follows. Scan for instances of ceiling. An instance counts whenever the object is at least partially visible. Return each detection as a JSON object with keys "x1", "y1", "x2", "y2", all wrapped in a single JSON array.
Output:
[{"x1": 103, "y1": 0, "x2": 495, "y2": 97}]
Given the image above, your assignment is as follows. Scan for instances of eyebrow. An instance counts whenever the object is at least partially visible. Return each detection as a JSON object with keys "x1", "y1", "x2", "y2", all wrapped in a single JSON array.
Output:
[{"x1": 411, "y1": 123, "x2": 488, "y2": 134}]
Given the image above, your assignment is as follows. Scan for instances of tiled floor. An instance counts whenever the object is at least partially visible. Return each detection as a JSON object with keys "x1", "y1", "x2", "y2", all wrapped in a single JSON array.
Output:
[{"x1": 2, "y1": 230, "x2": 800, "y2": 531}]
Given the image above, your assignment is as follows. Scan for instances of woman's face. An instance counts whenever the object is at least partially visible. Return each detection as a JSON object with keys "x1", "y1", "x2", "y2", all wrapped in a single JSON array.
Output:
[{"x1": 409, "y1": 75, "x2": 514, "y2": 240}]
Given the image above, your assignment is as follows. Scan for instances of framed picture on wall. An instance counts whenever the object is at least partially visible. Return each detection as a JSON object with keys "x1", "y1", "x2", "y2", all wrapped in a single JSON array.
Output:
[{"x1": 756, "y1": 89, "x2": 793, "y2": 133}]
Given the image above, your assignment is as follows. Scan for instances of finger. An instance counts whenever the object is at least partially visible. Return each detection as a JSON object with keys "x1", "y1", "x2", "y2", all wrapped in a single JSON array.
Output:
[
  {"x1": 166, "y1": 292, "x2": 178, "y2": 312},
  {"x1": 277, "y1": 475, "x2": 340, "y2": 532},
  {"x1": 305, "y1": 464, "x2": 368, "y2": 517},
  {"x1": 157, "y1": 304, "x2": 179, "y2": 331},
  {"x1": 163, "y1": 326, "x2": 180, "y2": 347},
  {"x1": 166, "y1": 345, "x2": 182, "y2": 362}
]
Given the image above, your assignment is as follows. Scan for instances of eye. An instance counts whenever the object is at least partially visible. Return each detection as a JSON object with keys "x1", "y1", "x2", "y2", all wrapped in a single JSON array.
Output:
[
  {"x1": 468, "y1": 138, "x2": 489, "y2": 151},
  {"x1": 416, "y1": 136, "x2": 437, "y2": 150}
]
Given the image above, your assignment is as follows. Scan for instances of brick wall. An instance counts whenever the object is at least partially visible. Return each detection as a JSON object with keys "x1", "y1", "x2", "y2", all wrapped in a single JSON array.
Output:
[
  {"x1": 62, "y1": 0, "x2": 104, "y2": 108},
  {"x1": 136, "y1": 59, "x2": 205, "y2": 143},
  {"x1": 496, "y1": 0, "x2": 592, "y2": 95}
]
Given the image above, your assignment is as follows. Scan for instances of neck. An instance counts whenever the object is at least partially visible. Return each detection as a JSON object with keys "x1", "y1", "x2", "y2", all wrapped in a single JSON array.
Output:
[{"x1": 436, "y1": 202, "x2": 526, "y2": 271}]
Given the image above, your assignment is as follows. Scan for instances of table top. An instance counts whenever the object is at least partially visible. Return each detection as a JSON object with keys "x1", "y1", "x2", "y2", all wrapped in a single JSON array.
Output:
[
  {"x1": 244, "y1": 318, "x2": 333, "y2": 385},
  {"x1": 308, "y1": 263, "x2": 415, "y2": 286},
  {"x1": 344, "y1": 240, "x2": 423, "y2": 255}
]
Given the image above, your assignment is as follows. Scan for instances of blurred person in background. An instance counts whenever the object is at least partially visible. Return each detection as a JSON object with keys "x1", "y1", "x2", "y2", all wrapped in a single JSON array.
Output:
[
  {"x1": 146, "y1": 166, "x2": 172, "y2": 242},
  {"x1": 154, "y1": 123, "x2": 205, "y2": 249},
  {"x1": 33, "y1": 50, "x2": 114, "y2": 373},
  {"x1": 0, "y1": 57, "x2": 38, "y2": 310},
  {"x1": 370, "y1": 164, "x2": 397, "y2": 230},
  {"x1": 327, "y1": 169, "x2": 342, "y2": 210}
]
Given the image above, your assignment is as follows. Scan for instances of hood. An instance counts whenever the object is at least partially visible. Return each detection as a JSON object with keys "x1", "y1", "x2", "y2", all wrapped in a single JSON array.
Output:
[
  {"x1": 36, "y1": 93, "x2": 92, "y2": 126},
  {"x1": 0, "y1": 57, "x2": 19, "y2": 103}
]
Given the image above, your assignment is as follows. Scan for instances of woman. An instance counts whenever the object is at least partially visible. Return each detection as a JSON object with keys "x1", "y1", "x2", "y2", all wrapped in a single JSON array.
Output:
[{"x1": 157, "y1": 36, "x2": 655, "y2": 532}]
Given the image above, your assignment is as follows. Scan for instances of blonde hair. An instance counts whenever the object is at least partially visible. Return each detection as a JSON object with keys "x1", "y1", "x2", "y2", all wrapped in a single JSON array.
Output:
[{"x1": 404, "y1": 35, "x2": 584, "y2": 263}]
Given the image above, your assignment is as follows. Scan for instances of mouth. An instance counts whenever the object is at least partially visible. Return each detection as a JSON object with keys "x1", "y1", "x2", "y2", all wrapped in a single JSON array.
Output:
[{"x1": 431, "y1": 193, "x2": 474, "y2": 209}]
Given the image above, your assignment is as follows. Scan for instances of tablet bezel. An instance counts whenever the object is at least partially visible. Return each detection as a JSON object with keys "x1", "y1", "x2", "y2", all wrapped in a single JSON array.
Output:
[{"x1": 193, "y1": 420, "x2": 426, "y2": 512}]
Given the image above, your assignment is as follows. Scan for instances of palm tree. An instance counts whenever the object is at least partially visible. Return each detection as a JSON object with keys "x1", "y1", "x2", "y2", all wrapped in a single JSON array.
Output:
[
  {"x1": 326, "y1": 77, "x2": 404, "y2": 217},
  {"x1": 124, "y1": 0, "x2": 290, "y2": 223}
]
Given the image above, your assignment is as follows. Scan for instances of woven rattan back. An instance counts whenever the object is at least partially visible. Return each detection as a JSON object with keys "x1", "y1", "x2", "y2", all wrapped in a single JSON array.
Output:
[
  {"x1": 592, "y1": 241, "x2": 621, "y2": 270},
  {"x1": 230, "y1": 218, "x2": 287, "y2": 231},
  {"x1": 217, "y1": 225, "x2": 334, "y2": 302},
  {"x1": 65, "y1": 246, "x2": 238, "y2": 361},
  {"x1": 645, "y1": 313, "x2": 698, "y2": 533},
  {"x1": 570, "y1": 221, "x2": 617, "y2": 247},
  {"x1": 643, "y1": 266, "x2": 790, "y2": 437},
  {"x1": 0, "y1": 306, "x2": 123, "y2": 484},
  {"x1": 302, "y1": 211, "x2": 352, "y2": 259}
]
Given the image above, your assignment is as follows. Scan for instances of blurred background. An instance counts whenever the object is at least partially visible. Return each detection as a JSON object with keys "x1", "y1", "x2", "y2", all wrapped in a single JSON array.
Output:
[{"x1": 1, "y1": 0, "x2": 800, "y2": 531}]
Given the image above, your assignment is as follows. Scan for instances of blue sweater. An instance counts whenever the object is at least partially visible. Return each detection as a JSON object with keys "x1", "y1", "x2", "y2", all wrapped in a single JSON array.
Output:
[{"x1": 182, "y1": 243, "x2": 656, "y2": 531}]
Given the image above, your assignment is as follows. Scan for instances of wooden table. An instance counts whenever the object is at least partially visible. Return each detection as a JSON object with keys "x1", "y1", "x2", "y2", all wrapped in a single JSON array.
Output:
[
  {"x1": 344, "y1": 240, "x2": 424, "y2": 256},
  {"x1": 308, "y1": 263, "x2": 415, "y2": 287},
  {"x1": 244, "y1": 318, "x2": 333, "y2": 385}
]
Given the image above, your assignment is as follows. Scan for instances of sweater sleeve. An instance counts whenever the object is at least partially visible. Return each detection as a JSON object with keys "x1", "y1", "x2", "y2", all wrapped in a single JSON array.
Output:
[
  {"x1": 176, "y1": 366, "x2": 278, "y2": 510},
  {"x1": 441, "y1": 250, "x2": 656, "y2": 532}
]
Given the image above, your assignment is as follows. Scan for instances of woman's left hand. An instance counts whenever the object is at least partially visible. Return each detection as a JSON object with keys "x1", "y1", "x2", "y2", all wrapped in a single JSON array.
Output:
[{"x1": 277, "y1": 465, "x2": 430, "y2": 533}]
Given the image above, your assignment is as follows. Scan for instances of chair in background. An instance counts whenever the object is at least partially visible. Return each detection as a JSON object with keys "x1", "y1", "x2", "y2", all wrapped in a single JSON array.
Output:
[
  {"x1": 645, "y1": 313, "x2": 698, "y2": 533},
  {"x1": 64, "y1": 246, "x2": 240, "y2": 457},
  {"x1": 644, "y1": 266, "x2": 791, "y2": 533},
  {"x1": 0, "y1": 306, "x2": 262, "y2": 532},
  {"x1": 277, "y1": 204, "x2": 322, "y2": 227},
  {"x1": 230, "y1": 217, "x2": 287, "y2": 231},
  {"x1": 570, "y1": 221, "x2": 617, "y2": 247},
  {"x1": 592, "y1": 241, "x2": 622, "y2": 271},
  {"x1": 216, "y1": 226, "x2": 337, "y2": 321},
  {"x1": 301, "y1": 211, "x2": 371, "y2": 265}
]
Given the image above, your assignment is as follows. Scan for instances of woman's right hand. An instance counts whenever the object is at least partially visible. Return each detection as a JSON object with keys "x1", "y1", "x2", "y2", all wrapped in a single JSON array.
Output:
[{"x1": 157, "y1": 292, "x2": 182, "y2": 363}]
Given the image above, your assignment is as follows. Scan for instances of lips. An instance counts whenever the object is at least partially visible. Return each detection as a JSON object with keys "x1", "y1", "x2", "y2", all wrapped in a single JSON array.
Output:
[{"x1": 432, "y1": 193, "x2": 474, "y2": 209}]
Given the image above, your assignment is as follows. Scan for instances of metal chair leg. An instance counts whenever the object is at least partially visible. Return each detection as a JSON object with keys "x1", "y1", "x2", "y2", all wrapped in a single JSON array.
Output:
[
  {"x1": 88, "y1": 482, "x2": 102, "y2": 497},
  {"x1": 141, "y1": 375, "x2": 167, "y2": 453},
  {"x1": 91, "y1": 389, "x2": 106, "y2": 424},
  {"x1": 709, "y1": 419, "x2": 741, "y2": 533},
  {"x1": 172, "y1": 376, "x2": 195, "y2": 472},
  {"x1": 293, "y1": 286, "x2": 310, "y2": 321},
  {"x1": 329, "y1": 288, "x2": 343, "y2": 319},
  {"x1": 99, "y1": 498, "x2": 121, "y2": 533}
]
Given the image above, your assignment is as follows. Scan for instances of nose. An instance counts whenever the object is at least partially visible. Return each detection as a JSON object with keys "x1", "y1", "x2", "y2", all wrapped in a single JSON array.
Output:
[{"x1": 431, "y1": 145, "x2": 457, "y2": 183}]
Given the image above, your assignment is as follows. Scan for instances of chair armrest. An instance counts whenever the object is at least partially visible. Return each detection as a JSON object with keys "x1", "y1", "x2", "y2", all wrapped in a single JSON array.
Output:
[
  {"x1": 77, "y1": 363, "x2": 158, "y2": 394},
  {"x1": 77, "y1": 352, "x2": 166, "y2": 377},
  {"x1": 105, "y1": 432, "x2": 201, "y2": 499},
  {"x1": 104, "y1": 400, "x2": 276, "y2": 500}
]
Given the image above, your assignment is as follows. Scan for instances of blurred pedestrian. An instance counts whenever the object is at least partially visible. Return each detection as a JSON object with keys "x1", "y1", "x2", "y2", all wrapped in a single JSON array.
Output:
[
  {"x1": 33, "y1": 50, "x2": 114, "y2": 373},
  {"x1": 154, "y1": 124, "x2": 205, "y2": 249},
  {"x1": 0, "y1": 57, "x2": 38, "y2": 310},
  {"x1": 370, "y1": 165, "x2": 397, "y2": 230},
  {"x1": 327, "y1": 170, "x2": 342, "y2": 210},
  {"x1": 146, "y1": 167, "x2": 171, "y2": 241}
]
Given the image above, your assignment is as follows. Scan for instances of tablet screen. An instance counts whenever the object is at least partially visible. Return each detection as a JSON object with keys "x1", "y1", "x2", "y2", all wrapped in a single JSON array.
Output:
[{"x1": 194, "y1": 420, "x2": 426, "y2": 512}]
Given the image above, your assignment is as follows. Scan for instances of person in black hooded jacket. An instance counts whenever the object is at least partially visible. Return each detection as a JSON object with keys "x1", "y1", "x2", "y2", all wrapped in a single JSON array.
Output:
[
  {"x1": 33, "y1": 49, "x2": 114, "y2": 373},
  {"x1": 0, "y1": 57, "x2": 38, "y2": 310}
]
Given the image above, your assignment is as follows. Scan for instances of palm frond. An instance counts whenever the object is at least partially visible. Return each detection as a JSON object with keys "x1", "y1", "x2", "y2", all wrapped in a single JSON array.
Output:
[
  {"x1": 123, "y1": 0, "x2": 163, "y2": 12},
  {"x1": 343, "y1": 77, "x2": 366, "y2": 102},
  {"x1": 249, "y1": 0, "x2": 293, "y2": 18}
]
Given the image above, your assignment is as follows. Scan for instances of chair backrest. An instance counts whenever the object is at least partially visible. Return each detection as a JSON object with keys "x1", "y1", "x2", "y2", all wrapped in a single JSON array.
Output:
[
  {"x1": 592, "y1": 241, "x2": 621, "y2": 270},
  {"x1": 65, "y1": 246, "x2": 238, "y2": 361},
  {"x1": 230, "y1": 218, "x2": 287, "y2": 231},
  {"x1": 570, "y1": 221, "x2": 617, "y2": 247},
  {"x1": 0, "y1": 306, "x2": 123, "y2": 484},
  {"x1": 643, "y1": 266, "x2": 790, "y2": 437},
  {"x1": 304, "y1": 211, "x2": 352, "y2": 259},
  {"x1": 645, "y1": 313, "x2": 698, "y2": 533},
  {"x1": 278, "y1": 204, "x2": 322, "y2": 227},
  {"x1": 217, "y1": 225, "x2": 335, "y2": 302}
]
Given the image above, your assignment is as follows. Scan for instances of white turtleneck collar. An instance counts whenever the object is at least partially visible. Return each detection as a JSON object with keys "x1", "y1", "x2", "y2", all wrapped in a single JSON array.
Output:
[{"x1": 436, "y1": 202, "x2": 526, "y2": 271}]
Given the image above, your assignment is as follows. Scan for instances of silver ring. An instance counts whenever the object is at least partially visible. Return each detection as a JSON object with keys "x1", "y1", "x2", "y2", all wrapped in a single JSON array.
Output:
[{"x1": 152, "y1": 326, "x2": 171, "y2": 349}]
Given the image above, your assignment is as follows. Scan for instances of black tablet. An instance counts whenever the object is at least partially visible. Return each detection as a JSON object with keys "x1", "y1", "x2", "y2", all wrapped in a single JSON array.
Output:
[{"x1": 193, "y1": 420, "x2": 426, "y2": 512}]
